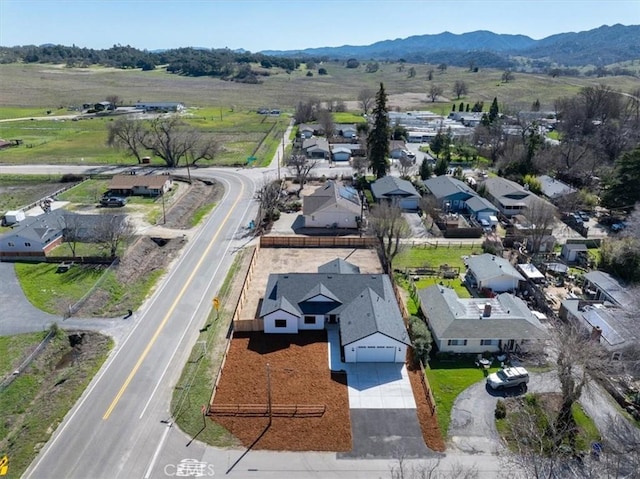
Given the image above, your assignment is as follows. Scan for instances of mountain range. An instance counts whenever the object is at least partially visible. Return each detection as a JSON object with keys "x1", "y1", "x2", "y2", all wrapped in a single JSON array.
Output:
[{"x1": 261, "y1": 24, "x2": 640, "y2": 68}]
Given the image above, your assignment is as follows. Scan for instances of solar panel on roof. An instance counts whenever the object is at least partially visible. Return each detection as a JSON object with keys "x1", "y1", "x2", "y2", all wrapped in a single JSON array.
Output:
[{"x1": 339, "y1": 186, "x2": 360, "y2": 204}]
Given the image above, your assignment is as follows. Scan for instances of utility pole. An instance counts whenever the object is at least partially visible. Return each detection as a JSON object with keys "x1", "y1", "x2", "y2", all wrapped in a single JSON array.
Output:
[{"x1": 161, "y1": 190, "x2": 166, "y2": 224}]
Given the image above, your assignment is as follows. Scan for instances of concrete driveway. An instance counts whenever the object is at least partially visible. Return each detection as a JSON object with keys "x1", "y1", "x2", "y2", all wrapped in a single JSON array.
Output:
[
  {"x1": 403, "y1": 212, "x2": 430, "y2": 238},
  {"x1": 327, "y1": 325, "x2": 435, "y2": 459}
]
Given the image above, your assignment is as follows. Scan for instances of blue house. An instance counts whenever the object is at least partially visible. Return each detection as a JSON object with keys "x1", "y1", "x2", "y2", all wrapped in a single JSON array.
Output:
[{"x1": 423, "y1": 176, "x2": 476, "y2": 212}]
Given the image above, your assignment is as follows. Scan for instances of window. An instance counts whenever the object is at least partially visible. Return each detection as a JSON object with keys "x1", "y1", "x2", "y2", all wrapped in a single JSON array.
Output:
[
  {"x1": 24, "y1": 242, "x2": 31, "y2": 247},
  {"x1": 274, "y1": 319, "x2": 287, "y2": 328},
  {"x1": 481, "y1": 339, "x2": 495, "y2": 346},
  {"x1": 7, "y1": 242, "x2": 14, "y2": 247},
  {"x1": 304, "y1": 316, "x2": 315, "y2": 325},
  {"x1": 447, "y1": 339, "x2": 468, "y2": 346}
]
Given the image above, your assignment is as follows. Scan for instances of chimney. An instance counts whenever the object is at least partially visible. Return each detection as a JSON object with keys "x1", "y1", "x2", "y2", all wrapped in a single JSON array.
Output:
[
  {"x1": 483, "y1": 303, "x2": 492, "y2": 317},
  {"x1": 590, "y1": 326, "x2": 603, "y2": 342}
]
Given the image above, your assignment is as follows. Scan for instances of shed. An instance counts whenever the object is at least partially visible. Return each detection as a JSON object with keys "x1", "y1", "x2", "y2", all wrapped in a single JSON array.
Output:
[{"x1": 561, "y1": 243, "x2": 588, "y2": 263}]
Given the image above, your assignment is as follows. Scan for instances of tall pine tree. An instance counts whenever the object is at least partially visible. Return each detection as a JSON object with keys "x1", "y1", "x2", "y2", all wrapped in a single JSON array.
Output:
[
  {"x1": 368, "y1": 83, "x2": 390, "y2": 179},
  {"x1": 488, "y1": 97, "x2": 499, "y2": 123}
]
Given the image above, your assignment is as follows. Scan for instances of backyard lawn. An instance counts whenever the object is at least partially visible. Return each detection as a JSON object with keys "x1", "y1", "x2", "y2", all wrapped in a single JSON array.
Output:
[{"x1": 394, "y1": 245, "x2": 481, "y2": 271}]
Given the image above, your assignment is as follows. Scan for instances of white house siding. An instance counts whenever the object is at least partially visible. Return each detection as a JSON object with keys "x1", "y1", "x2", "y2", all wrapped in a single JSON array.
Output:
[
  {"x1": 437, "y1": 338, "x2": 502, "y2": 354},
  {"x1": 298, "y1": 314, "x2": 325, "y2": 330},
  {"x1": 343, "y1": 333, "x2": 406, "y2": 363},
  {"x1": 305, "y1": 209, "x2": 358, "y2": 229},
  {"x1": 0, "y1": 233, "x2": 62, "y2": 259},
  {"x1": 263, "y1": 310, "x2": 299, "y2": 334},
  {"x1": 475, "y1": 274, "x2": 520, "y2": 293}
]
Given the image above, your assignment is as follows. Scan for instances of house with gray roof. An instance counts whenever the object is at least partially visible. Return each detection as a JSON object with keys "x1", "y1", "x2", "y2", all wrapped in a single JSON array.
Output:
[
  {"x1": 538, "y1": 175, "x2": 577, "y2": 203},
  {"x1": 465, "y1": 196, "x2": 499, "y2": 222},
  {"x1": 301, "y1": 138, "x2": 330, "y2": 159},
  {"x1": 317, "y1": 258, "x2": 361, "y2": 274},
  {"x1": 423, "y1": 176, "x2": 477, "y2": 212},
  {"x1": 465, "y1": 253, "x2": 525, "y2": 292},
  {"x1": 303, "y1": 181, "x2": 361, "y2": 229},
  {"x1": 371, "y1": 176, "x2": 421, "y2": 211},
  {"x1": 583, "y1": 271, "x2": 632, "y2": 308},
  {"x1": 0, "y1": 211, "x2": 64, "y2": 260},
  {"x1": 259, "y1": 263, "x2": 410, "y2": 362},
  {"x1": 418, "y1": 285, "x2": 547, "y2": 353},
  {"x1": 482, "y1": 177, "x2": 536, "y2": 217}
]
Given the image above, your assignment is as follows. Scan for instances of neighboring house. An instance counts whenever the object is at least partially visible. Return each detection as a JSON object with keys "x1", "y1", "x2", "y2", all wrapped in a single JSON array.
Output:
[
  {"x1": 560, "y1": 299, "x2": 637, "y2": 355},
  {"x1": 301, "y1": 138, "x2": 330, "y2": 159},
  {"x1": 331, "y1": 146, "x2": 352, "y2": 162},
  {"x1": 482, "y1": 177, "x2": 536, "y2": 217},
  {"x1": 423, "y1": 176, "x2": 477, "y2": 212},
  {"x1": 389, "y1": 140, "x2": 408, "y2": 159},
  {"x1": 259, "y1": 264, "x2": 410, "y2": 363},
  {"x1": 560, "y1": 243, "x2": 588, "y2": 263},
  {"x1": 538, "y1": 175, "x2": 577, "y2": 203},
  {"x1": 298, "y1": 123, "x2": 325, "y2": 138},
  {"x1": 302, "y1": 181, "x2": 361, "y2": 229},
  {"x1": 338, "y1": 124, "x2": 358, "y2": 139},
  {"x1": 0, "y1": 211, "x2": 64, "y2": 260},
  {"x1": 465, "y1": 253, "x2": 525, "y2": 292},
  {"x1": 465, "y1": 196, "x2": 499, "y2": 223},
  {"x1": 582, "y1": 271, "x2": 632, "y2": 308},
  {"x1": 418, "y1": 285, "x2": 547, "y2": 354},
  {"x1": 134, "y1": 102, "x2": 185, "y2": 112},
  {"x1": 107, "y1": 174, "x2": 173, "y2": 197},
  {"x1": 371, "y1": 176, "x2": 421, "y2": 211},
  {"x1": 94, "y1": 101, "x2": 115, "y2": 112}
]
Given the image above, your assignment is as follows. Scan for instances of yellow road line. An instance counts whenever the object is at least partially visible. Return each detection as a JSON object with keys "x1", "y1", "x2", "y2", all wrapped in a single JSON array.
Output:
[{"x1": 103, "y1": 178, "x2": 243, "y2": 420}]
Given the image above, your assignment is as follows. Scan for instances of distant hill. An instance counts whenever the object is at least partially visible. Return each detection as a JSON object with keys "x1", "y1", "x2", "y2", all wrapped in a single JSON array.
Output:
[{"x1": 262, "y1": 24, "x2": 640, "y2": 68}]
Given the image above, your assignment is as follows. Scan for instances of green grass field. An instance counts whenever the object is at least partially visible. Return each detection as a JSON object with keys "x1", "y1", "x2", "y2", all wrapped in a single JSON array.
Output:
[
  {"x1": 0, "y1": 331, "x2": 49, "y2": 377},
  {"x1": 395, "y1": 244, "x2": 481, "y2": 271}
]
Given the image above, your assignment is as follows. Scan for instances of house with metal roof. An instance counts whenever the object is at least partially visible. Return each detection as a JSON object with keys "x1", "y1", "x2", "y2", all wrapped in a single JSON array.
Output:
[
  {"x1": 423, "y1": 176, "x2": 477, "y2": 212},
  {"x1": 371, "y1": 176, "x2": 421, "y2": 211},
  {"x1": 259, "y1": 265, "x2": 410, "y2": 362},
  {"x1": 582, "y1": 271, "x2": 632, "y2": 308},
  {"x1": 302, "y1": 181, "x2": 362, "y2": 229},
  {"x1": 418, "y1": 285, "x2": 548, "y2": 353},
  {"x1": 465, "y1": 253, "x2": 525, "y2": 292},
  {"x1": 538, "y1": 175, "x2": 577, "y2": 203}
]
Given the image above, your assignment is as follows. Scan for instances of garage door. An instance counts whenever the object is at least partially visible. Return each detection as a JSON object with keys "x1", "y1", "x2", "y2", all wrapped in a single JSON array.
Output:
[{"x1": 356, "y1": 345, "x2": 396, "y2": 362}]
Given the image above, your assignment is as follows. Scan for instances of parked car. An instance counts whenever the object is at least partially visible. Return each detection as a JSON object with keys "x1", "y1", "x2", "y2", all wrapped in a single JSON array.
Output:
[
  {"x1": 487, "y1": 367, "x2": 530, "y2": 390},
  {"x1": 577, "y1": 211, "x2": 590, "y2": 222},
  {"x1": 100, "y1": 196, "x2": 127, "y2": 207},
  {"x1": 611, "y1": 221, "x2": 627, "y2": 232}
]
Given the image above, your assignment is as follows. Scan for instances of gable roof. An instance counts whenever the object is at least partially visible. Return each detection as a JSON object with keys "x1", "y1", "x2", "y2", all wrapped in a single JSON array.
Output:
[
  {"x1": 318, "y1": 258, "x2": 361, "y2": 274},
  {"x1": 423, "y1": 176, "x2": 476, "y2": 201},
  {"x1": 465, "y1": 195, "x2": 499, "y2": 213},
  {"x1": 340, "y1": 287, "x2": 410, "y2": 346},
  {"x1": 538, "y1": 175, "x2": 577, "y2": 199},
  {"x1": 302, "y1": 138, "x2": 329, "y2": 152},
  {"x1": 466, "y1": 254, "x2": 525, "y2": 282},
  {"x1": 389, "y1": 140, "x2": 407, "y2": 151},
  {"x1": 371, "y1": 176, "x2": 420, "y2": 200},
  {"x1": 418, "y1": 285, "x2": 547, "y2": 341},
  {"x1": 108, "y1": 174, "x2": 170, "y2": 191},
  {"x1": 584, "y1": 271, "x2": 632, "y2": 307},
  {"x1": 2, "y1": 210, "x2": 64, "y2": 244},
  {"x1": 483, "y1": 177, "x2": 534, "y2": 207},
  {"x1": 260, "y1": 273, "x2": 408, "y2": 345},
  {"x1": 302, "y1": 181, "x2": 361, "y2": 216}
]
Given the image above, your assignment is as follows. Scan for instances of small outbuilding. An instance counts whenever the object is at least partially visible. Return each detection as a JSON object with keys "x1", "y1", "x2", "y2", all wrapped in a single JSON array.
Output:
[{"x1": 560, "y1": 243, "x2": 588, "y2": 263}]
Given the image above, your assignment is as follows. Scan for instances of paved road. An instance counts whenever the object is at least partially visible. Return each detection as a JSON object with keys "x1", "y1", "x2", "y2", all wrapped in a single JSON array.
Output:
[{"x1": 22, "y1": 169, "x2": 258, "y2": 479}]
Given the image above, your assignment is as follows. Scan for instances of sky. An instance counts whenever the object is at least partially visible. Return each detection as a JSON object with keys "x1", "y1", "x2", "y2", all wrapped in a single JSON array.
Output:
[{"x1": 0, "y1": 0, "x2": 638, "y2": 52}]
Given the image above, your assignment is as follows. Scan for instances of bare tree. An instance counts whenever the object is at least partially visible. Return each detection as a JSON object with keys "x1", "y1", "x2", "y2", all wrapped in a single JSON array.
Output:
[
  {"x1": 294, "y1": 99, "x2": 315, "y2": 124},
  {"x1": 428, "y1": 84, "x2": 443, "y2": 103},
  {"x1": 61, "y1": 213, "x2": 84, "y2": 258},
  {"x1": 522, "y1": 198, "x2": 558, "y2": 254},
  {"x1": 502, "y1": 70, "x2": 515, "y2": 83},
  {"x1": 357, "y1": 88, "x2": 375, "y2": 115},
  {"x1": 93, "y1": 214, "x2": 134, "y2": 258},
  {"x1": 397, "y1": 155, "x2": 416, "y2": 178},
  {"x1": 351, "y1": 156, "x2": 369, "y2": 177},
  {"x1": 316, "y1": 108, "x2": 335, "y2": 140},
  {"x1": 254, "y1": 179, "x2": 282, "y2": 226},
  {"x1": 106, "y1": 117, "x2": 148, "y2": 163},
  {"x1": 368, "y1": 201, "x2": 409, "y2": 271},
  {"x1": 600, "y1": 414, "x2": 640, "y2": 478},
  {"x1": 287, "y1": 154, "x2": 318, "y2": 197},
  {"x1": 105, "y1": 94, "x2": 121, "y2": 106},
  {"x1": 390, "y1": 451, "x2": 479, "y2": 479},
  {"x1": 453, "y1": 80, "x2": 468, "y2": 99}
]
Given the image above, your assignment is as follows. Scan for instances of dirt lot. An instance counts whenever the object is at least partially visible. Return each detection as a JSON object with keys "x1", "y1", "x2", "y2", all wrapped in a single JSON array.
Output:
[
  {"x1": 240, "y1": 247, "x2": 382, "y2": 320},
  {"x1": 210, "y1": 330, "x2": 352, "y2": 451},
  {"x1": 75, "y1": 181, "x2": 223, "y2": 317}
]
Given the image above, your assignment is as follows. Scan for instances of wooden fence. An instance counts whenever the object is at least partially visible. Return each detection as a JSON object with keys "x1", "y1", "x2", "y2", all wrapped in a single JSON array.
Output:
[
  {"x1": 418, "y1": 360, "x2": 437, "y2": 415},
  {"x1": 260, "y1": 236, "x2": 376, "y2": 248},
  {"x1": 209, "y1": 403, "x2": 326, "y2": 418}
]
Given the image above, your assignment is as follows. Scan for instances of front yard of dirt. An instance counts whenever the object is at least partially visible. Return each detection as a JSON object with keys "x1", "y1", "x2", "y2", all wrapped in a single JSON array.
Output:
[{"x1": 210, "y1": 330, "x2": 352, "y2": 452}]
